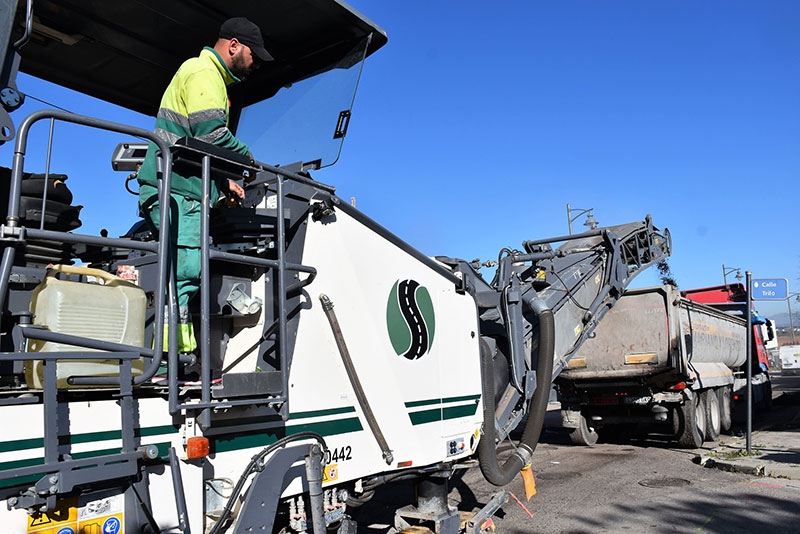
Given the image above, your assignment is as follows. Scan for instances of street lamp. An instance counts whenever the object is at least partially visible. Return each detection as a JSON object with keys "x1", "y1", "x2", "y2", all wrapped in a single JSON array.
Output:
[
  {"x1": 566, "y1": 203, "x2": 599, "y2": 235},
  {"x1": 722, "y1": 264, "x2": 743, "y2": 287}
]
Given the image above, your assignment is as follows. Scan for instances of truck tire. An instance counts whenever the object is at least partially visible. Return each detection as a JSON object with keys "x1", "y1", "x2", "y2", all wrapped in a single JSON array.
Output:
[
  {"x1": 568, "y1": 414, "x2": 598, "y2": 446},
  {"x1": 764, "y1": 380, "x2": 773, "y2": 410},
  {"x1": 704, "y1": 390, "x2": 721, "y2": 442},
  {"x1": 718, "y1": 387, "x2": 732, "y2": 433},
  {"x1": 676, "y1": 390, "x2": 706, "y2": 449}
]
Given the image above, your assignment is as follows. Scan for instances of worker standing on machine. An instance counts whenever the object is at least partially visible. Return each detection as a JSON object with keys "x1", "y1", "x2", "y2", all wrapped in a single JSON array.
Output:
[{"x1": 137, "y1": 17, "x2": 273, "y2": 355}]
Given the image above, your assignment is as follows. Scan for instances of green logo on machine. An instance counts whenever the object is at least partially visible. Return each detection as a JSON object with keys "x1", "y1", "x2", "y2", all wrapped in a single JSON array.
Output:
[{"x1": 386, "y1": 279, "x2": 436, "y2": 360}]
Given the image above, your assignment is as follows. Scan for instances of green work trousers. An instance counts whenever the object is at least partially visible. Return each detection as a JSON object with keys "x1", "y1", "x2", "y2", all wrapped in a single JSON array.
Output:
[{"x1": 139, "y1": 184, "x2": 200, "y2": 353}]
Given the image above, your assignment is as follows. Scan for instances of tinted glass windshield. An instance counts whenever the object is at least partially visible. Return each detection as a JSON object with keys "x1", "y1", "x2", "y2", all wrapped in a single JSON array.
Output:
[{"x1": 237, "y1": 38, "x2": 369, "y2": 169}]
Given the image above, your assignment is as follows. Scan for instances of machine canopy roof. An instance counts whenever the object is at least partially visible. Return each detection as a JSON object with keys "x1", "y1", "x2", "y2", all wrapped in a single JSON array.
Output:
[{"x1": 10, "y1": 0, "x2": 387, "y2": 117}]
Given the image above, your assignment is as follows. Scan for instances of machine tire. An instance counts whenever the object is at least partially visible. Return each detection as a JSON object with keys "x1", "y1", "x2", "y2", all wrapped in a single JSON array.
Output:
[
  {"x1": 718, "y1": 387, "x2": 732, "y2": 433},
  {"x1": 18, "y1": 196, "x2": 83, "y2": 230},
  {"x1": 676, "y1": 390, "x2": 706, "y2": 449},
  {"x1": 704, "y1": 390, "x2": 721, "y2": 442},
  {"x1": 20, "y1": 176, "x2": 73, "y2": 204},
  {"x1": 568, "y1": 414, "x2": 599, "y2": 446}
]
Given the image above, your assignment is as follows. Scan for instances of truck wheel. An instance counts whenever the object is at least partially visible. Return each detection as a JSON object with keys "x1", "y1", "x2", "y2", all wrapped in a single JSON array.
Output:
[
  {"x1": 704, "y1": 390, "x2": 721, "y2": 442},
  {"x1": 676, "y1": 391, "x2": 706, "y2": 448},
  {"x1": 568, "y1": 414, "x2": 599, "y2": 446},
  {"x1": 718, "y1": 387, "x2": 732, "y2": 433},
  {"x1": 764, "y1": 380, "x2": 773, "y2": 410}
]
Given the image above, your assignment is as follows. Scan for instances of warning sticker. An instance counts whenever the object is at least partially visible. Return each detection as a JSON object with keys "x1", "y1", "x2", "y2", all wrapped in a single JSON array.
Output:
[
  {"x1": 323, "y1": 463, "x2": 339, "y2": 483},
  {"x1": 78, "y1": 494, "x2": 123, "y2": 521},
  {"x1": 27, "y1": 495, "x2": 124, "y2": 534},
  {"x1": 27, "y1": 501, "x2": 77, "y2": 534}
]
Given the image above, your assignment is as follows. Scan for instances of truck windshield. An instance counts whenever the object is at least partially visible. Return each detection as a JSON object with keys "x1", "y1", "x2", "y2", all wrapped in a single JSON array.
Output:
[{"x1": 236, "y1": 38, "x2": 370, "y2": 170}]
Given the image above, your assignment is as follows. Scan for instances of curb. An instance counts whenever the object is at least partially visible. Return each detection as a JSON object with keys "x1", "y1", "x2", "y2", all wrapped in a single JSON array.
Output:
[
  {"x1": 697, "y1": 447, "x2": 800, "y2": 480},
  {"x1": 696, "y1": 455, "x2": 765, "y2": 477}
]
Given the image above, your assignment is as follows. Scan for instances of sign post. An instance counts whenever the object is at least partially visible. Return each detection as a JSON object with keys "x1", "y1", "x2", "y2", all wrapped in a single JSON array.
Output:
[
  {"x1": 748, "y1": 276, "x2": 790, "y2": 453},
  {"x1": 746, "y1": 272, "x2": 753, "y2": 454}
]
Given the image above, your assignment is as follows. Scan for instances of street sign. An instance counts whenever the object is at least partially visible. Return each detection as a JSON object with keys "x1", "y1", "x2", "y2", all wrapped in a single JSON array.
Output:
[{"x1": 751, "y1": 278, "x2": 788, "y2": 300}]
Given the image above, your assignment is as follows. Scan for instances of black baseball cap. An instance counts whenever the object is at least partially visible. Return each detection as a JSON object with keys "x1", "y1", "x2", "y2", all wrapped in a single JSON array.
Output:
[{"x1": 219, "y1": 17, "x2": 273, "y2": 62}]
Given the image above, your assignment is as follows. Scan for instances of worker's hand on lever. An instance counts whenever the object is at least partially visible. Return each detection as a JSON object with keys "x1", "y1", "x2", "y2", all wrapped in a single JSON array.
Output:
[{"x1": 227, "y1": 179, "x2": 245, "y2": 201}]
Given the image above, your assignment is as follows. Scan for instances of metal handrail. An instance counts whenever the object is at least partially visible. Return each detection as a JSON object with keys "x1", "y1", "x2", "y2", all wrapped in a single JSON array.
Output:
[
  {"x1": 2, "y1": 109, "x2": 322, "y2": 426},
  {"x1": 1, "y1": 109, "x2": 175, "y2": 386}
]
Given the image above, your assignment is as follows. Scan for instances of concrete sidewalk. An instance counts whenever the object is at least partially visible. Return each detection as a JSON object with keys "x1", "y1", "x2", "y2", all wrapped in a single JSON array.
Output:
[{"x1": 698, "y1": 392, "x2": 800, "y2": 480}]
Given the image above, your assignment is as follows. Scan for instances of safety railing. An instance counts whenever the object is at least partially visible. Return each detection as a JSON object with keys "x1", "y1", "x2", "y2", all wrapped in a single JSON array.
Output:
[{"x1": 0, "y1": 108, "x2": 335, "y2": 502}]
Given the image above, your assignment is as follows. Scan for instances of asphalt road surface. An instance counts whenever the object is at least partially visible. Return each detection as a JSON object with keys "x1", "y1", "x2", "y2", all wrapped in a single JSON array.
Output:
[{"x1": 353, "y1": 373, "x2": 800, "y2": 533}]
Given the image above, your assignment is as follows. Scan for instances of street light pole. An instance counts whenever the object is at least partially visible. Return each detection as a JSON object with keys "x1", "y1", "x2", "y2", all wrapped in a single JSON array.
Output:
[
  {"x1": 566, "y1": 203, "x2": 599, "y2": 235},
  {"x1": 722, "y1": 264, "x2": 743, "y2": 287},
  {"x1": 787, "y1": 292, "x2": 800, "y2": 345}
]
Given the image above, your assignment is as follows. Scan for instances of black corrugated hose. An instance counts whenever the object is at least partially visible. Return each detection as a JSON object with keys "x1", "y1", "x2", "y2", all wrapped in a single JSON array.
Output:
[{"x1": 478, "y1": 299, "x2": 555, "y2": 486}]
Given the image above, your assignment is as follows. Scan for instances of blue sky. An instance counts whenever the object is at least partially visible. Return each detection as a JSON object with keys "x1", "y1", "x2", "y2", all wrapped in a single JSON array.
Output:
[
  {"x1": 330, "y1": 1, "x2": 800, "y2": 319},
  {"x1": 2, "y1": 1, "x2": 798, "y2": 319}
]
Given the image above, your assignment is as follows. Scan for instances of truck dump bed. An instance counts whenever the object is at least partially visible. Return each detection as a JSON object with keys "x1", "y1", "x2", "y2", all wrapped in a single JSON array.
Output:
[
  {"x1": 557, "y1": 284, "x2": 768, "y2": 448},
  {"x1": 561, "y1": 285, "x2": 747, "y2": 387}
]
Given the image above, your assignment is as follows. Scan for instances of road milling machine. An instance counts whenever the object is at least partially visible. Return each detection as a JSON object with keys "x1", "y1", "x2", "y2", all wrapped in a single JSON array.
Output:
[{"x1": 0, "y1": 1, "x2": 671, "y2": 532}]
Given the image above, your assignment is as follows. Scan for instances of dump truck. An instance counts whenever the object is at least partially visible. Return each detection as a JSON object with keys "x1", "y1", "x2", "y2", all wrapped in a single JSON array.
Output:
[
  {"x1": 557, "y1": 284, "x2": 773, "y2": 448},
  {"x1": 0, "y1": 2, "x2": 671, "y2": 532}
]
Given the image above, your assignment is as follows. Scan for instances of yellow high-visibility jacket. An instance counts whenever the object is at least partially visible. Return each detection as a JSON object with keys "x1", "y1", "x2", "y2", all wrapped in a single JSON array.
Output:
[{"x1": 138, "y1": 47, "x2": 251, "y2": 202}]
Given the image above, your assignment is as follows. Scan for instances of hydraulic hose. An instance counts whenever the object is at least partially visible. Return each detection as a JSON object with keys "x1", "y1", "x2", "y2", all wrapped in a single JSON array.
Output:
[
  {"x1": 478, "y1": 298, "x2": 555, "y2": 486},
  {"x1": 209, "y1": 432, "x2": 327, "y2": 534}
]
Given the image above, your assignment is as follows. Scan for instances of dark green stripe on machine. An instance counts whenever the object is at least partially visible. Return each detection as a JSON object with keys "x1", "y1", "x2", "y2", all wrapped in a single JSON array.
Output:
[
  {"x1": 0, "y1": 424, "x2": 179, "y2": 453},
  {"x1": 404, "y1": 394, "x2": 481, "y2": 425},
  {"x1": 211, "y1": 408, "x2": 362, "y2": 454},
  {"x1": 0, "y1": 408, "x2": 364, "y2": 488}
]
